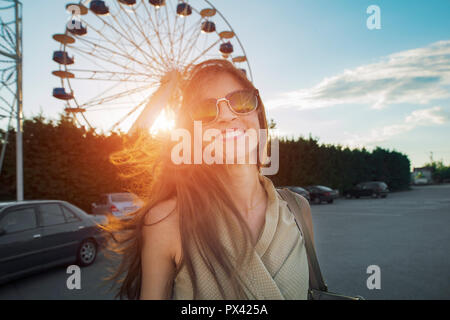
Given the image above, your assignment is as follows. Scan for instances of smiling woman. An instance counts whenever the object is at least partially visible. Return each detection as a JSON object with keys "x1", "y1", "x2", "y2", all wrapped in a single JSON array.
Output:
[{"x1": 102, "y1": 59, "x2": 312, "y2": 300}]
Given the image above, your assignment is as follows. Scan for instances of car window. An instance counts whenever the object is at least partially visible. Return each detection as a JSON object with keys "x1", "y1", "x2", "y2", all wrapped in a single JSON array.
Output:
[
  {"x1": 0, "y1": 207, "x2": 37, "y2": 234},
  {"x1": 61, "y1": 205, "x2": 81, "y2": 222},
  {"x1": 65, "y1": 203, "x2": 89, "y2": 218},
  {"x1": 39, "y1": 204, "x2": 66, "y2": 226}
]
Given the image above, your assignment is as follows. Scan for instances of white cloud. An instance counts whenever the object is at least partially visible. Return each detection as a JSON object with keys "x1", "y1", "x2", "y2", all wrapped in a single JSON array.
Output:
[
  {"x1": 343, "y1": 106, "x2": 449, "y2": 147},
  {"x1": 266, "y1": 40, "x2": 450, "y2": 110}
]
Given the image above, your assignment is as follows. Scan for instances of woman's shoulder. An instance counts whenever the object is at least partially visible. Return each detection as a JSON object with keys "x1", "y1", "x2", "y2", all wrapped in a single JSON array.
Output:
[{"x1": 142, "y1": 196, "x2": 182, "y2": 266}]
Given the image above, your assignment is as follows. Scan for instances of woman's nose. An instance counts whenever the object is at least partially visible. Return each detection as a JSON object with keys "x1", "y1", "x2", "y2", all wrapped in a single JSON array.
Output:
[{"x1": 216, "y1": 100, "x2": 237, "y2": 122}]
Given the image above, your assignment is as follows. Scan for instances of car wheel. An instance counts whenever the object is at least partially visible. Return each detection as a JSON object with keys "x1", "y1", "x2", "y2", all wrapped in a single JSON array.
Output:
[
  {"x1": 345, "y1": 193, "x2": 352, "y2": 199},
  {"x1": 77, "y1": 239, "x2": 97, "y2": 267},
  {"x1": 327, "y1": 199, "x2": 333, "y2": 204},
  {"x1": 381, "y1": 194, "x2": 387, "y2": 198},
  {"x1": 314, "y1": 197, "x2": 321, "y2": 205},
  {"x1": 371, "y1": 192, "x2": 379, "y2": 198}
]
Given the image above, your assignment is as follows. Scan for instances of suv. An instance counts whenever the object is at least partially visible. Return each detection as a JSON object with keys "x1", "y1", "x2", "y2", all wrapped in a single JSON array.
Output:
[
  {"x1": 344, "y1": 181, "x2": 389, "y2": 199},
  {"x1": 0, "y1": 200, "x2": 104, "y2": 285}
]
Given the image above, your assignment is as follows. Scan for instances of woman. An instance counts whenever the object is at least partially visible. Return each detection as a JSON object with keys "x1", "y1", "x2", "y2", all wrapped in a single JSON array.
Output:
[{"x1": 106, "y1": 59, "x2": 314, "y2": 300}]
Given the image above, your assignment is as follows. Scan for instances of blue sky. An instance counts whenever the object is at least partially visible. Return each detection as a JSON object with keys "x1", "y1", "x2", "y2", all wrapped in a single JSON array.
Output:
[{"x1": 11, "y1": 0, "x2": 450, "y2": 168}]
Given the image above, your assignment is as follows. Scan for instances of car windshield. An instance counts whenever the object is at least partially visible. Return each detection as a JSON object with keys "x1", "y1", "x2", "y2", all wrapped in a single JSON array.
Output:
[{"x1": 111, "y1": 193, "x2": 135, "y2": 202}]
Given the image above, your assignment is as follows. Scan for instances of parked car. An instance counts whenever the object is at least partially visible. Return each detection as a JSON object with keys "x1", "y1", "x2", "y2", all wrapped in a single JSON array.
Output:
[
  {"x1": 0, "y1": 200, "x2": 105, "y2": 285},
  {"x1": 91, "y1": 192, "x2": 143, "y2": 219},
  {"x1": 305, "y1": 185, "x2": 339, "y2": 204},
  {"x1": 344, "y1": 181, "x2": 389, "y2": 199},
  {"x1": 281, "y1": 186, "x2": 311, "y2": 203}
]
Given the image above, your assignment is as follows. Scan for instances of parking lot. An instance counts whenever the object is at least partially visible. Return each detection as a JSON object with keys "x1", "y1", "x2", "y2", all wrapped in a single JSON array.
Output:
[{"x1": 0, "y1": 184, "x2": 449, "y2": 300}]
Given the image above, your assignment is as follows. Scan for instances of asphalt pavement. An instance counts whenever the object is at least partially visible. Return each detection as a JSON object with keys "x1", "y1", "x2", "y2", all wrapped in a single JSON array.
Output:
[{"x1": 0, "y1": 184, "x2": 448, "y2": 300}]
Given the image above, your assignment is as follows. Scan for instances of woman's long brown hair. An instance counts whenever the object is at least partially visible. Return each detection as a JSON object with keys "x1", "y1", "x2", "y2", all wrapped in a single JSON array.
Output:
[{"x1": 103, "y1": 59, "x2": 269, "y2": 299}]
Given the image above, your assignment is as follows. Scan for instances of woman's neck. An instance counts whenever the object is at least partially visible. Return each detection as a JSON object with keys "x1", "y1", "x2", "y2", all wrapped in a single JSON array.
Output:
[{"x1": 225, "y1": 164, "x2": 267, "y2": 218}]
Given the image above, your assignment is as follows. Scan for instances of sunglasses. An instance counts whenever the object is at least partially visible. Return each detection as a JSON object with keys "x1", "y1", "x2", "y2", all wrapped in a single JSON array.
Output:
[{"x1": 187, "y1": 89, "x2": 259, "y2": 124}]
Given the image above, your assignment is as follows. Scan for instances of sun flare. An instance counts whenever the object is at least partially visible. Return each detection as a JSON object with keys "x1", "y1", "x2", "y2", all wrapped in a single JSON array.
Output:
[{"x1": 149, "y1": 108, "x2": 175, "y2": 135}]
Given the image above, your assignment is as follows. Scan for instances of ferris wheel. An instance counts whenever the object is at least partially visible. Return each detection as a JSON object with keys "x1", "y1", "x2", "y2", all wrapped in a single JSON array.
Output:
[{"x1": 52, "y1": 0, "x2": 253, "y2": 134}]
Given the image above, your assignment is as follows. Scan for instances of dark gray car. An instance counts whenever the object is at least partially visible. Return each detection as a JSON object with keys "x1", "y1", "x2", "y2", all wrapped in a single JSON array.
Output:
[{"x1": 0, "y1": 200, "x2": 105, "y2": 285}]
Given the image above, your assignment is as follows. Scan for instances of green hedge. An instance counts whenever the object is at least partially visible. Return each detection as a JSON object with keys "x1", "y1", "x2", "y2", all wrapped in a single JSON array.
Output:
[{"x1": 0, "y1": 115, "x2": 411, "y2": 211}]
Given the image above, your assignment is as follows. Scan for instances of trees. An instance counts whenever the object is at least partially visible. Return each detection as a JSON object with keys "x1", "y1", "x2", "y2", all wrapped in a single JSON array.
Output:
[
  {"x1": 271, "y1": 136, "x2": 410, "y2": 193},
  {"x1": 0, "y1": 113, "x2": 125, "y2": 212},
  {"x1": 0, "y1": 115, "x2": 412, "y2": 210}
]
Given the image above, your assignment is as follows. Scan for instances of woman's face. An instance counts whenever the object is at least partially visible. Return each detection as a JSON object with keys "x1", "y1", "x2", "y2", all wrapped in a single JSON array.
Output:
[{"x1": 193, "y1": 72, "x2": 261, "y2": 164}]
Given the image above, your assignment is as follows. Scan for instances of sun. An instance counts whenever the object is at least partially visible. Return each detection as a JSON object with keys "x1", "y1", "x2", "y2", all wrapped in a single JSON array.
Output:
[{"x1": 149, "y1": 108, "x2": 175, "y2": 135}]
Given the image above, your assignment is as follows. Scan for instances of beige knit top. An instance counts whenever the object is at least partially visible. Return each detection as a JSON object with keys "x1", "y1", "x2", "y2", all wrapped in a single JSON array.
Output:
[{"x1": 171, "y1": 174, "x2": 309, "y2": 300}]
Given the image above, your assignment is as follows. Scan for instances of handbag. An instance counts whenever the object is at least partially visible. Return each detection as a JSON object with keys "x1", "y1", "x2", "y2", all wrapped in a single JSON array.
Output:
[{"x1": 277, "y1": 188, "x2": 364, "y2": 300}]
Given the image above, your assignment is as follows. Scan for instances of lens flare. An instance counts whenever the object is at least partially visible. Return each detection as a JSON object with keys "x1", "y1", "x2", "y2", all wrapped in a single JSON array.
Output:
[{"x1": 149, "y1": 108, "x2": 175, "y2": 135}]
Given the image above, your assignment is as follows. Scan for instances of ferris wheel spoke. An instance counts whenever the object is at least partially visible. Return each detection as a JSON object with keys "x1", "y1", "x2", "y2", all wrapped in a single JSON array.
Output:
[
  {"x1": 110, "y1": 1, "x2": 140, "y2": 42},
  {"x1": 141, "y1": 2, "x2": 173, "y2": 68},
  {"x1": 0, "y1": 24, "x2": 15, "y2": 50},
  {"x1": 163, "y1": 3, "x2": 176, "y2": 62},
  {"x1": 133, "y1": 8, "x2": 172, "y2": 71},
  {"x1": 174, "y1": 14, "x2": 190, "y2": 67},
  {"x1": 0, "y1": 103, "x2": 14, "y2": 116},
  {"x1": 79, "y1": 20, "x2": 160, "y2": 75},
  {"x1": 185, "y1": 38, "x2": 222, "y2": 68},
  {"x1": 109, "y1": 97, "x2": 150, "y2": 132},
  {"x1": 70, "y1": 35, "x2": 163, "y2": 75},
  {"x1": 68, "y1": 69, "x2": 157, "y2": 83},
  {"x1": 1, "y1": 80, "x2": 16, "y2": 97},
  {"x1": 112, "y1": 3, "x2": 171, "y2": 72},
  {"x1": 80, "y1": 83, "x2": 155, "y2": 108},
  {"x1": 125, "y1": 6, "x2": 172, "y2": 71},
  {"x1": 77, "y1": 78, "x2": 130, "y2": 110},
  {"x1": 68, "y1": 45, "x2": 154, "y2": 79},
  {"x1": 105, "y1": 6, "x2": 167, "y2": 72},
  {"x1": 80, "y1": 18, "x2": 165, "y2": 75},
  {"x1": 167, "y1": 0, "x2": 181, "y2": 53},
  {"x1": 179, "y1": 25, "x2": 205, "y2": 67},
  {"x1": 176, "y1": 13, "x2": 205, "y2": 56},
  {"x1": 0, "y1": 42, "x2": 14, "y2": 56}
]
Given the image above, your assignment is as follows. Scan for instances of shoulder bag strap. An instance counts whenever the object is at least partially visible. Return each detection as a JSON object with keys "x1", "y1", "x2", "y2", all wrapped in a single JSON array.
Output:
[{"x1": 277, "y1": 188, "x2": 328, "y2": 292}]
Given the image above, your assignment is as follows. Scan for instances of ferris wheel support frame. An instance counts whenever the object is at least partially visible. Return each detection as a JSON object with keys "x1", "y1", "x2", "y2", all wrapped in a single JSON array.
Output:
[
  {"x1": 15, "y1": 0, "x2": 23, "y2": 201},
  {"x1": 0, "y1": 0, "x2": 23, "y2": 200}
]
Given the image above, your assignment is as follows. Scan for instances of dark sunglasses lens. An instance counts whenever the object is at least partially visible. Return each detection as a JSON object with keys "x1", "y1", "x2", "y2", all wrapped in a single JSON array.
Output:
[
  {"x1": 190, "y1": 99, "x2": 217, "y2": 123},
  {"x1": 228, "y1": 90, "x2": 258, "y2": 113}
]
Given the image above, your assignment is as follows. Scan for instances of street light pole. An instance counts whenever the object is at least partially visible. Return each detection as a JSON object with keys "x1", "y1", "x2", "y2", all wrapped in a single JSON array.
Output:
[{"x1": 15, "y1": 0, "x2": 23, "y2": 201}]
